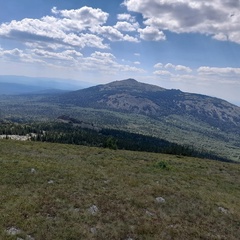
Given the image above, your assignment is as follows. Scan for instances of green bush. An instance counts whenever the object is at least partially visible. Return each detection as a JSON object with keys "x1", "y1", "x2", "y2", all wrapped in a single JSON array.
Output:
[{"x1": 155, "y1": 161, "x2": 169, "y2": 170}]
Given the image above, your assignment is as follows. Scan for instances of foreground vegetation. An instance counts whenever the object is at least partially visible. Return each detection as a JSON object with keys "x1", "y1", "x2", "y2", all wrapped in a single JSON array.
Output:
[{"x1": 0, "y1": 140, "x2": 239, "y2": 239}]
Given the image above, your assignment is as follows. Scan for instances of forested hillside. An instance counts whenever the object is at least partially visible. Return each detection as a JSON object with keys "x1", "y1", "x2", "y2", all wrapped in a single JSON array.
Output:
[{"x1": 0, "y1": 121, "x2": 231, "y2": 162}]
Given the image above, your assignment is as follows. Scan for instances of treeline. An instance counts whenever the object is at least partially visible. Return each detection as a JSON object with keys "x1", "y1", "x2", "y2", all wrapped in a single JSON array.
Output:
[
  {"x1": 0, "y1": 122, "x2": 42, "y2": 135},
  {"x1": 0, "y1": 121, "x2": 232, "y2": 162}
]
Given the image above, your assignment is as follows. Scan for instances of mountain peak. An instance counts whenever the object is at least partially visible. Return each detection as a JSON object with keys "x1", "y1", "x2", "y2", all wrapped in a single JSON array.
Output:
[
  {"x1": 54, "y1": 78, "x2": 240, "y2": 135},
  {"x1": 102, "y1": 79, "x2": 165, "y2": 92},
  {"x1": 108, "y1": 78, "x2": 139, "y2": 86},
  {"x1": 122, "y1": 78, "x2": 138, "y2": 83}
]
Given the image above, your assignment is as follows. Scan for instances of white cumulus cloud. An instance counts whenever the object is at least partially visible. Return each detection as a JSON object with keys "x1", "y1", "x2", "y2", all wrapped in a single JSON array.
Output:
[
  {"x1": 114, "y1": 21, "x2": 139, "y2": 32},
  {"x1": 155, "y1": 63, "x2": 192, "y2": 73},
  {"x1": 117, "y1": 13, "x2": 136, "y2": 23},
  {"x1": 92, "y1": 25, "x2": 139, "y2": 42},
  {"x1": 52, "y1": 6, "x2": 108, "y2": 25},
  {"x1": 0, "y1": 5, "x2": 140, "y2": 52},
  {"x1": 124, "y1": 0, "x2": 240, "y2": 44},
  {"x1": 138, "y1": 26, "x2": 166, "y2": 41},
  {"x1": 154, "y1": 70, "x2": 171, "y2": 75},
  {"x1": 197, "y1": 66, "x2": 240, "y2": 75},
  {"x1": 154, "y1": 63, "x2": 163, "y2": 68}
]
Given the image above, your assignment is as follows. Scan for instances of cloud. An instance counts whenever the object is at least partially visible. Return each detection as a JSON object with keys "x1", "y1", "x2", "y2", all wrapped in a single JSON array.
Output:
[
  {"x1": 0, "y1": 16, "x2": 108, "y2": 50},
  {"x1": 0, "y1": 43, "x2": 145, "y2": 76},
  {"x1": 0, "y1": 47, "x2": 45, "y2": 64},
  {"x1": 92, "y1": 25, "x2": 139, "y2": 42},
  {"x1": 153, "y1": 63, "x2": 240, "y2": 81},
  {"x1": 164, "y1": 63, "x2": 175, "y2": 69},
  {"x1": 212, "y1": 33, "x2": 228, "y2": 41},
  {"x1": 0, "y1": 47, "x2": 25, "y2": 60},
  {"x1": 114, "y1": 21, "x2": 139, "y2": 32},
  {"x1": 0, "y1": 4, "x2": 144, "y2": 80},
  {"x1": 64, "y1": 33, "x2": 108, "y2": 49},
  {"x1": 32, "y1": 49, "x2": 83, "y2": 61},
  {"x1": 154, "y1": 62, "x2": 192, "y2": 73},
  {"x1": 152, "y1": 63, "x2": 240, "y2": 87},
  {"x1": 153, "y1": 64, "x2": 240, "y2": 88},
  {"x1": 117, "y1": 13, "x2": 136, "y2": 23},
  {"x1": 154, "y1": 70, "x2": 171, "y2": 76},
  {"x1": 166, "y1": 63, "x2": 192, "y2": 73},
  {"x1": 0, "y1": 48, "x2": 24, "y2": 58},
  {"x1": 0, "y1": 6, "x2": 140, "y2": 52},
  {"x1": 0, "y1": 3, "x2": 144, "y2": 77},
  {"x1": 153, "y1": 63, "x2": 163, "y2": 68},
  {"x1": 152, "y1": 64, "x2": 240, "y2": 105},
  {"x1": 124, "y1": 0, "x2": 240, "y2": 44},
  {"x1": 83, "y1": 51, "x2": 145, "y2": 74},
  {"x1": 52, "y1": 6, "x2": 108, "y2": 25},
  {"x1": 175, "y1": 65, "x2": 192, "y2": 73},
  {"x1": 138, "y1": 26, "x2": 166, "y2": 41},
  {"x1": 197, "y1": 66, "x2": 240, "y2": 75}
]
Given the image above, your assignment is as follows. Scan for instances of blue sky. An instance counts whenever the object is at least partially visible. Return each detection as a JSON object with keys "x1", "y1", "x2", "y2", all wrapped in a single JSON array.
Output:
[{"x1": 0, "y1": 0, "x2": 240, "y2": 105}]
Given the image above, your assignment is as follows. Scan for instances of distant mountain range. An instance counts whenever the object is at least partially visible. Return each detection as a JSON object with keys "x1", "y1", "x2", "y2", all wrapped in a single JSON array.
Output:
[
  {"x1": 52, "y1": 78, "x2": 240, "y2": 133},
  {"x1": 0, "y1": 75, "x2": 92, "y2": 95}
]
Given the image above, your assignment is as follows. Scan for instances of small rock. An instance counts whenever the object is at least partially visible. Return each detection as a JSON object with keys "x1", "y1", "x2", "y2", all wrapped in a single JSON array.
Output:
[
  {"x1": 26, "y1": 234, "x2": 35, "y2": 240},
  {"x1": 31, "y1": 168, "x2": 36, "y2": 174},
  {"x1": 88, "y1": 205, "x2": 99, "y2": 215},
  {"x1": 156, "y1": 197, "x2": 165, "y2": 203},
  {"x1": 48, "y1": 180, "x2": 54, "y2": 184},
  {"x1": 90, "y1": 227, "x2": 97, "y2": 234},
  {"x1": 73, "y1": 208, "x2": 80, "y2": 212},
  {"x1": 6, "y1": 226, "x2": 21, "y2": 235},
  {"x1": 103, "y1": 179, "x2": 110, "y2": 184},
  {"x1": 145, "y1": 210, "x2": 155, "y2": 216},
  {"x1": 218, "y1": 206, "x2": 228, "y2": 214}
]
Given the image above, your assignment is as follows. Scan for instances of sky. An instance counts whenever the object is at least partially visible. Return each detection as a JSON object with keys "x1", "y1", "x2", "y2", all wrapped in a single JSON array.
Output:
[{"x1": 0, "y1": 0, "x2": 240, "y2": 105}]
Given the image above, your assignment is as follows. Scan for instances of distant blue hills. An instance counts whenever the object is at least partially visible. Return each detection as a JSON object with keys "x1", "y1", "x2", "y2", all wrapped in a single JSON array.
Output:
[{"x1": 0, "y1": 75, "x2": 92, "y2": 95}]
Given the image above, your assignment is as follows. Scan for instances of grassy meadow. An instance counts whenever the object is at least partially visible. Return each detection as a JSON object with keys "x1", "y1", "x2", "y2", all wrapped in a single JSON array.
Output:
[{"x1": 0, "y1": 139, "x2": 240, "y2": 239}]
